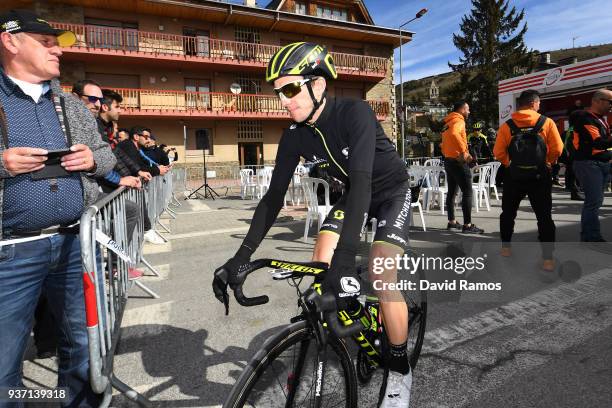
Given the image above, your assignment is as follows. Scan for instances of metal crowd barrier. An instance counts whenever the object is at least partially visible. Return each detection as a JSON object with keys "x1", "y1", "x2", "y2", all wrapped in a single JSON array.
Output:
[
  {"x1": 80, "y1": 172, "x2": 177, "y2": 406},
  {"x1": 144, "y1": 172, "x2": 178, "y2": 242}
]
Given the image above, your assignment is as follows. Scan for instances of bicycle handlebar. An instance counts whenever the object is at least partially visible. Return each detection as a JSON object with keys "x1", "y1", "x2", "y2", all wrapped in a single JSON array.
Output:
[
  {"x1": 231, "y1": 259, "x2": 362, "y2": 338},
  {"x1": 306, "y1": 292, "x2": 362, "y2": 338},
  {"x1": 233, "y1": 259, "x2": 270, "y2": 307}
]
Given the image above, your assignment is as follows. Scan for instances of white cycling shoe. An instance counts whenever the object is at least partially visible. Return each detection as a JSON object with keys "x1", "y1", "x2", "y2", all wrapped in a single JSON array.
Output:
[{"x1": 380, "y1": 369, "x2": 412, "y2": 408}]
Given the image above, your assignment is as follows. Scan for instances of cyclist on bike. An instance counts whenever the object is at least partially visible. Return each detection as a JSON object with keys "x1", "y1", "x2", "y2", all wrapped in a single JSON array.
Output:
[{"x1": 213, "y1": 42, "x2": 414, "y2": 407}]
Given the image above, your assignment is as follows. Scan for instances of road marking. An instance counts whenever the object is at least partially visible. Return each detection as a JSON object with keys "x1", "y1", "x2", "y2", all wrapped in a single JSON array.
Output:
[
  {"x1": 423, "y1": 268, "x2": 612, "y2": 354},
  {"x1": 121, "y1": 301, "x2": 174, "y2": 335},
  {"x1": 169, "y1": 221, "x2": 301, "y2": 241},
  {"x1": 142, "y1": 241, "x2": 172, "y2": 255}
]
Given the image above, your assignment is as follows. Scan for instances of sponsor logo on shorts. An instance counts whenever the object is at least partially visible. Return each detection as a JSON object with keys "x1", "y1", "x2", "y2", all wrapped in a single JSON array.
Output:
[
  {"x1": 387, "y1": 233, "x2": 407, "y2": 246},
  {"x1": 393, "y1": 189, "x2": 412, "y2": 229}
]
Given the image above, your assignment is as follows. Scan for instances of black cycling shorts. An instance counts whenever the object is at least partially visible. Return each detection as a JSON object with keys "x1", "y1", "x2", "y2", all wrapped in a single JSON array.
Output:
[{"x1": 319, "y1": 180, "x2": 412, "y2": 251}]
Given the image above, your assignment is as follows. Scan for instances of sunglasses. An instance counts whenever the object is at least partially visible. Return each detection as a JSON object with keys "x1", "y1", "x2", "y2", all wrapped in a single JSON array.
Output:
[
  {"x1": 273, "y1": 78, "x2": 312, "y2": 99},
  {"x1": 81, "y1": 94, "x2": 103, "y2": 104}
]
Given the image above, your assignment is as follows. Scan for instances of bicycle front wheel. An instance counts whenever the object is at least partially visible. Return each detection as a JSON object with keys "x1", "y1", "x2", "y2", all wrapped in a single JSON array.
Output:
[{"x1": 224, "y1": 320, "x2": 357, "y2": 408}]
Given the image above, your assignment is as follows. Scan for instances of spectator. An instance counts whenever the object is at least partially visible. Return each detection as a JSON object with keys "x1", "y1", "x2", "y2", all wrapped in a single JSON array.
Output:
[
  {"x1": 71, "y1": 80, "x2": 141, "y2": 191},
  {"x1": 559, "y1": 114, "x2": 584, "y2": 201},
  {"x1": 494, "y1": 89, "x2": 563, "y2": 271},
  {"x1": 117, "y1": 127, "x2": 130, "y2": 142},
  {"x1": 71, "y1": 78, "x2": 103, "y2": 118},
  {"x1": 571, "y1": 89, "x2": 612, "y2": 242},
  {"x1": 441, "y1": 100, "x2": 484, "y2": 233},
  {"x1": 115, "y1": 127, "x2": 166, "y2": 244},
  {"x1": 136, "y1": 129, "x2": 170, "y2": 175},
  {"x1": 98, "y1": 88, "x2": 123, "y2": 148},
  {"x1": 0, "y1": 10, "x2": 116, "y2": 406},
  {"x1": 159, "y1": 144, "x2": 179, "y2": 163},
  {"x1": 72, "y1": 80, "x2": 145, "y2": 279},
  {"x1": 142, "y1": 133, "x2": 170, "y2": 166}
]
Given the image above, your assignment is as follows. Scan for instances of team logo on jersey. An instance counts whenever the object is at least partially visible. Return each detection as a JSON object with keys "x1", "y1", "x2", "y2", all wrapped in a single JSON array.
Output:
[
  {"x1": 290, "y1": 124, "x2": 298, "y2": 130},
  {"x1": 341, "y1": 147, "x2": 349, "y2": 158},
  {"x1": 378, "y1": 219, "x2": 387, "y2": 227}
]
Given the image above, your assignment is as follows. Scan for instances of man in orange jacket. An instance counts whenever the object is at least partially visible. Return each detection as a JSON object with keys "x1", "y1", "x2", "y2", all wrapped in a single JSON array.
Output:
[
  {"x1": 494, "y1": 89, "x2": 563, "y2": 271},
  {"x1": 571, "y1": 89, "x2": 612, "y2": 242},
  {"x1": 441, "y1": 100, "x2": 484, "y2": 234}
]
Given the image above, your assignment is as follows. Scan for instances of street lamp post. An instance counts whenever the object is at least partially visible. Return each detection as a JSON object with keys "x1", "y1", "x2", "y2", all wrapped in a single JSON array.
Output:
[{"x1": 398, "y1": 8, "x2": 428, "y2": 162}]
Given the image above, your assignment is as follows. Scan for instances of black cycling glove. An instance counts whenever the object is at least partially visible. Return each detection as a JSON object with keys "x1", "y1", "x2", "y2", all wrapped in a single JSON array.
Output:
[
  {"x1": 322, "y1": 249, "x2": 361, "y2": 310},
  {"x1": 212, "y1": 244, "x2": 254, "y2": 315}
]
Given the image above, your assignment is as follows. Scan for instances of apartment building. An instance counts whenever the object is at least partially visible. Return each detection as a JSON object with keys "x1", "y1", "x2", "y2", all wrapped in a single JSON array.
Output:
[{"x1": 2, "y1": 0, "x2": 410, "y2": 166}]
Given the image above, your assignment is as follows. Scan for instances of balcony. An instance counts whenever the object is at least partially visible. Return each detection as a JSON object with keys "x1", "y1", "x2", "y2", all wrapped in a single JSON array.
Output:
[
  {"x1": 51, "y1": 22, "x2": 388, "y2": 81},
  {"x1": 62, "y1": 86, "x2": 389, "y2": 120}
]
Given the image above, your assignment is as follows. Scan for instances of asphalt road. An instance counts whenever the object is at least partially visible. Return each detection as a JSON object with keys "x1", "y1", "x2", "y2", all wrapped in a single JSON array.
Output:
[{"x1": 22, "y1": 189, "x2": 612, "y2": 407}]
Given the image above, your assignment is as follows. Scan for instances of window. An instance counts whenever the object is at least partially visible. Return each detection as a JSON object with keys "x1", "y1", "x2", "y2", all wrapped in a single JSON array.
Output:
[
  {"x1": 295, "y1": 2, "x2": 307, "y2": 15},
  {"x1": 235, "y1": 26, "x2": 261, "y2": 44},
  {"x1": 183, "y1": 28, "x2": 210, "y2": 57},
  {"x1": 237, "y1": 121, "x2": 263, "y2": 141},
  {"x1": 316, "y1": 5, "x2": 347, "y2": 21},
  {"x1": 185, "y1": 79, "x2": 211, "y2": 109},
  {"x1": 84, "y1": 18, "x2": 138, "y2": 51},
  {"x1": 237, "y1": 76, "x2": 262, "y2": 95}
]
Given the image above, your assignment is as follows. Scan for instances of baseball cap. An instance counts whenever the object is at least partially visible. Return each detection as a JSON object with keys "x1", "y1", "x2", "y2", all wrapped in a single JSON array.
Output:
[{"x1": 0, "y1": 9, "x2": 76, "y2": 47}]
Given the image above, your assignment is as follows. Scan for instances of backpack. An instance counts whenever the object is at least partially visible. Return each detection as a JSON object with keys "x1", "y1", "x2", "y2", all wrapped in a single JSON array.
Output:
[{"x1": 506, "y1": 115, "x2": 548, "y2": 181}]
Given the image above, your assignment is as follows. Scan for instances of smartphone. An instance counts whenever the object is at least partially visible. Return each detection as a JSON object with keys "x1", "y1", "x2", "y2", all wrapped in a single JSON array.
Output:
[
  {"x1": 44, "y1": 148, "x2": 72, "y2": 165},
  {"x1": 31, "y1": 148, "x2": 72, "y2": 180}
]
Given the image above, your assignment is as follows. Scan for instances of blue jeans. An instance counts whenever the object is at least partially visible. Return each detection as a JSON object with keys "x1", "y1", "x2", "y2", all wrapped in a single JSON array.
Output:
[
  {"x1": 0, "y1": 234, "x2": 101, "y2": 407},
  {"x1": 573, "y1": 160, "x2": 611, "y2": 241}
]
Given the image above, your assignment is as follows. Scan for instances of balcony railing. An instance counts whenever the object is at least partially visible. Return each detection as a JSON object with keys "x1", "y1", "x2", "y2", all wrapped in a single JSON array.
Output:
[
  {"x1": 51, "y1": 22, "x2": 388, "y2": 74},
  {"x1": 62, "y1": 86, "x2": 389, "y2": 119}
]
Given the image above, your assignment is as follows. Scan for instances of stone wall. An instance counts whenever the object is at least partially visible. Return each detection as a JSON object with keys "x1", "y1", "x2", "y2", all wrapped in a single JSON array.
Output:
[
  {"x1": 34, "y1": 1, "x2": 83, "y2": 24},
  {"x1": 364, "y1": 44, "x2": 395, "y2": 141}
]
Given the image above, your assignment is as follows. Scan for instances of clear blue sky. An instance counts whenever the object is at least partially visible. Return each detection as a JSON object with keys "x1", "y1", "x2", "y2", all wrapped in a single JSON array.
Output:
[{"x1": 365, "y1": 0, "x2": 612, "y2": 82}]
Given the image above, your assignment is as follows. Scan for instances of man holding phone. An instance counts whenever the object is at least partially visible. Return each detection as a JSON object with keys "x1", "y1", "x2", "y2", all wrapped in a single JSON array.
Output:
[{"x1": 0, "y1": 10, "x2": 116, "y2": 407}]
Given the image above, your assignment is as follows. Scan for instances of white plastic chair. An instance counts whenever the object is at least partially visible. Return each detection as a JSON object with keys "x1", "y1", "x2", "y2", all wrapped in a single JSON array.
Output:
[
  {"x1": 301, "y1": 177, "x2": 331, "y2": 242},
  {"x1": 256, "y1": 167, "x2": 273, "y2": 199},
  {"x1": 422, "y1": 166, "x2": 448, "y2": 214},
  {"x1": 471, "y1": 164, "x2": 491, "y2": 212},
  {"x1": 239, "y1": 169, "x2": 256, "y2": 199},
  {"x1": 284, "y1": 173, "x2": 303, "y2": 207},
  {"x1": 486, "y1": 161, "x2": 501, "y2": 201},
  {"x1": 406, "y1": 168, "x2": 427, "y2": 231}
]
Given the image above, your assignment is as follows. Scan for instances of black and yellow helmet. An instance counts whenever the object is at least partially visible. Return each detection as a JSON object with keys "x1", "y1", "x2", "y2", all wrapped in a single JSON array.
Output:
[{"x1": 266, "y1": 42, "x2": 338, "y2": 83}]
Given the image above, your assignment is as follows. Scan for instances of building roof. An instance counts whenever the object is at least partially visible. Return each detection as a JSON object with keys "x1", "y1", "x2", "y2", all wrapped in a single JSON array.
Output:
[
  {"x1": 109, "y1": 0, "x2": 409, "y2": 45},
  {"x1": 265, "y1": 0, "x2": 375, "y2": 26}
]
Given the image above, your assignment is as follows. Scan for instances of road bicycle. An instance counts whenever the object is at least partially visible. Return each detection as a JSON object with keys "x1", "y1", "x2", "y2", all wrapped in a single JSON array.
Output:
[{"x1": 220, "y1": 256, "x2": 427, "y2": 408}]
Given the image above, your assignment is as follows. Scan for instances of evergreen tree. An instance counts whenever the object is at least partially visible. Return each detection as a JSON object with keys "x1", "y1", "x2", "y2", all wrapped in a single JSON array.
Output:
[{"x1": 448, "y1": 0, "x2": 534, "y2": 126}]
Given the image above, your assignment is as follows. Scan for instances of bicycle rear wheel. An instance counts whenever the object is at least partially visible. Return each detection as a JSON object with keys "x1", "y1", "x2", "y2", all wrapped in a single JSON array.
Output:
[{"x1": 224, "y1": 320, "x2": 357, "y2": 408}]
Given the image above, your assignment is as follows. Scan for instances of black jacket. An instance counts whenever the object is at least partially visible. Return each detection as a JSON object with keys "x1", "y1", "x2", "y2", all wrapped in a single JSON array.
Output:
[{"x1": 115, "y1": 139, "x2": 160, "y2": 176}]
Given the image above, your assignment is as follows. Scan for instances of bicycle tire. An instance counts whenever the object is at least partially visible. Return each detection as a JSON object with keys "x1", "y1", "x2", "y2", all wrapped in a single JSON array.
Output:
[
  {"x1": 224, "y1": 320, "x2": 357, "y2": 408},
  {"x1": 406, "y1": 266, "x2": 427, "y2": 368}
]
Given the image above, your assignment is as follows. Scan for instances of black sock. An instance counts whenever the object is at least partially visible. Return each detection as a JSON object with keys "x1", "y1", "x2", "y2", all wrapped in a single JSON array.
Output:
[{"x1": 386, "y1": 341, "x2": 410, "y2": 375}]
